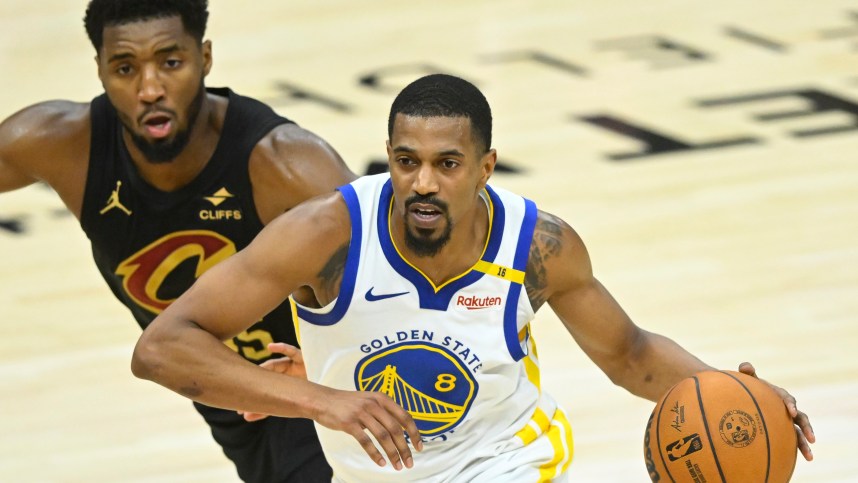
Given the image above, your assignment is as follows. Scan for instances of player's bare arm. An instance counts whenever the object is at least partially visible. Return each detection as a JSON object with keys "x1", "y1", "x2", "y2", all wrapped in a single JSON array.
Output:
[
  {"x1": 526, "y1": 210, "x2": 711, "y2": 401},
  {"x1": 0, "y1": 101, "x2": 90, "y2": 216},
  {"x1": 133, "y1": 192, "x2": 422, "y2": 469},
  {"x1": 249, "y1": 123, "x2": 356, "y2": 224},
  {"x1": 529, "y1": 210, "x2": 816, "y2": 459}
]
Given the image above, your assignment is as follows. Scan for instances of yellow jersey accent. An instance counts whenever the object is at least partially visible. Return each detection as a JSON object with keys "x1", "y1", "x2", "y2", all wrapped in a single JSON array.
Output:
[
  {"x1": 523, "y1": 349, "x2": 542, "y2": 392},
  {"x1": 99, "y1": 180, "x2": 132, "y2": 216},
  {"x1": 538, "y1": 408, "x2": 574, "y2": 481},
  {"x1": 515, "y1": 406, "x2": 551, "y2": 446},
  {"x1": 204, "y1": 187, "x2": 235, "y2": 207},
  {"x1": 289, "y1": 298, "x2": 302, "y2": 346},
  {"x1": 473, "y1": 259, "x2": 525, "y2": 284}
]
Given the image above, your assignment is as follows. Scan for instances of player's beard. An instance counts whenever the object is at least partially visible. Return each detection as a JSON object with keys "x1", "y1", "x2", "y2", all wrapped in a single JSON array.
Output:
[
  {"x1": 127, "y1": 80, "x2": 206, "y2": 164},
  {"x1": 403, "y1": 194, "x2": 452, "y2": 257}
]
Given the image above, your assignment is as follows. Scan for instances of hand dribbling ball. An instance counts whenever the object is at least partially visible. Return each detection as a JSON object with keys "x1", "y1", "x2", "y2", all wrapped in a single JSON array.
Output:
[{"x1": 644, "y1": 370, "x2": 797, "y2": 482}]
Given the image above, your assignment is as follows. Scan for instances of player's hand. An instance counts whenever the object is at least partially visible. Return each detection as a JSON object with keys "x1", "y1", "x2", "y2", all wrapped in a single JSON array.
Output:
[
  {"x1": 238, "y1": 343, "x2": 306, "y2": 422},
  {"x1": 739, "y1": 362, "x2": 815, "y2": 461},
  {"x1": 314, "y1": 388, "x2": 423, "y2": 471},
  {"x1": 260, "y1": 342, "x2": 307, "y2": 378}
]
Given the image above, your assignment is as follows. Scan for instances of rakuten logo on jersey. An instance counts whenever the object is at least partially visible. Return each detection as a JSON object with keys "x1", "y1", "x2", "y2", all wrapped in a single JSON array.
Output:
[{"x1": 456, "y1": 295, "x2": 503, "y2": 310}]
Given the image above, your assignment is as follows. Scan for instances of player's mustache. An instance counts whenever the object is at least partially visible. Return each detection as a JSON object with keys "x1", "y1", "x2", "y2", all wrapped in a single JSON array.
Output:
[{"x1": 405, "y1": 194, "x2": 448, "y2": 212}]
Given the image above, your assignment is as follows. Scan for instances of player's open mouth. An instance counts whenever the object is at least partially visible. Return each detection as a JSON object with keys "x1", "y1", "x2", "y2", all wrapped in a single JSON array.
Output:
[
  {"x1": 409, "y1": 204, "x2": 443, "y2": 227},
  {"x1": 142, "y1": 114, "x2": 173, "y2": 139}
]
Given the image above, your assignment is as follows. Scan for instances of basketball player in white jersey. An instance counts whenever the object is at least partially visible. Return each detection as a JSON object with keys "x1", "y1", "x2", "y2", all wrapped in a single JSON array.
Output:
[{"x1": 132, "y1": 74, "x2": 814, "y2": 481}]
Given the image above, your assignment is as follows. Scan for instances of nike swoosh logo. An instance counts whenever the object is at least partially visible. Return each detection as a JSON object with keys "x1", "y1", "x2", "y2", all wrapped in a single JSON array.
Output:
[{"x1": 365, "y1": 287, "x2": 409, "y2": 302}]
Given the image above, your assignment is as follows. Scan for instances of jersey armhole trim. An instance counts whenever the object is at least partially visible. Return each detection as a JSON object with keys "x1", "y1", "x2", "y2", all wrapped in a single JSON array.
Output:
[{"x1": 294, "y1": 184, "x2": 362, "y2": 326}]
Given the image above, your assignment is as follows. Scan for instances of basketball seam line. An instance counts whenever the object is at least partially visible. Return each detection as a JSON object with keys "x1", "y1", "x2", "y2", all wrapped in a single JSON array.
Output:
[
  {"x1": 697, "y1": 374, "x2": 727, "y2": 483},
  {"x1": 655, "y1": 384, "x2": 679, "y2": 483},
  {"x1": 721, "y1": 371, "x2": 772, "y2": 483}
]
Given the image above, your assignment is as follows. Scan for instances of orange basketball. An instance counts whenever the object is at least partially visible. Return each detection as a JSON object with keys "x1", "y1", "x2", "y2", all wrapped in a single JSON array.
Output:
[{"x1": 643, "y1": 370, "x2": 797, "y2": 482}]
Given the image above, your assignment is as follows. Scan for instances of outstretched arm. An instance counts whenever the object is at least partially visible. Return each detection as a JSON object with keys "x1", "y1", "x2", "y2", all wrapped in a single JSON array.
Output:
[
  {"x1": 529, "y1": 210, "x2": 814, "y2": 460},
  {"x1": 527, "y1": 211, "x2": 710, "y2": 400},
  {"x1": 132, "y1": 192, "x2": 422, "y2": 470}
]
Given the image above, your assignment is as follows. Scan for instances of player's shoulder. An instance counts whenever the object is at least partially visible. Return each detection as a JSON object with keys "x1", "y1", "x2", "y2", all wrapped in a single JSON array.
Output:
[
  {"x1": 530, "y1": 209, "x2": 592, "y2": 280},
  {"x1": 255, "y1": 122, "x2": 342, "y2": 164},
  {"x1": 0, "y1": 100, "x2": 92, "y2": 173},
  {"x1": 534, "y1": 209, "x2": 582, "y2": 247},
  {"x1": 0, "y1": 100, "x2": 91, "y2": 149}
]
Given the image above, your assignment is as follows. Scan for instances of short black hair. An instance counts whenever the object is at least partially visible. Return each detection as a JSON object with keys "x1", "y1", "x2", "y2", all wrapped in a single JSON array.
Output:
[
  {"x1": 84, "y1": 0, "x2": 209, "y2": 51},
  {"x1": 388, "y1": 74, "x2": 493, "y2": 153}
]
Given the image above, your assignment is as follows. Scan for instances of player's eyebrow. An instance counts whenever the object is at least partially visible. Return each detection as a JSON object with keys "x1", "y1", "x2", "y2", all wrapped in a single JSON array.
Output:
[
  {"x1": 437, "y1": 149, "x2": 465, "y2": 157},
  {"x1": 107, "y1": 44, "x2": 181, "y2": 63},
  {"x1": 107, "y1": 52, "x2": 135, "y2": 63},
  {"x1": 392, "y1": 146, "x2": 466, "y2": 157}
]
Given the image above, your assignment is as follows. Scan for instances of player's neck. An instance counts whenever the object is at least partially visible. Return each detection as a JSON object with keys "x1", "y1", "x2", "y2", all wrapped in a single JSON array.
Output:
[
  {"x1": 123, "y1": 93, "x2": 226, "y2": 193},
  {"x1": 398, "y1": 197, "x2": 490, "y2": 286}
]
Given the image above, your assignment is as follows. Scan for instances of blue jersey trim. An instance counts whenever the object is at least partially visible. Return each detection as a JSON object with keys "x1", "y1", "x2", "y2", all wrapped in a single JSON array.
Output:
[
  {"x1": 295, "y1": 184, "x2": 362, "y2": 326},
  {"x1": 378, "y1": 180, "x2": 506, "y2": 311},
  {"x1": 503, "y1": 197, "x2": 537, "y2": 361}
]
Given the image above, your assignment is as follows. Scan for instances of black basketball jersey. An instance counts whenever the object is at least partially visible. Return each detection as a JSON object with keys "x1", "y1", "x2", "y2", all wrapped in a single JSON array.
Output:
[
  {"x1": 78, "y1": 88, "x2": 330, "y2": 482},
  {"x1": 80, "y1": 87, "x2": 297, "y2": 364}
]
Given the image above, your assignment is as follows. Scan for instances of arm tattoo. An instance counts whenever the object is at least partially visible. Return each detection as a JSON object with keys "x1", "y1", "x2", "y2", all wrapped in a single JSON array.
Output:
[
  {"x1": 524, "y1": 214, "x2": 564, "y2": 312},
  {"x1": 317, "y1": 243, "x2": 350, "y2": 300}
]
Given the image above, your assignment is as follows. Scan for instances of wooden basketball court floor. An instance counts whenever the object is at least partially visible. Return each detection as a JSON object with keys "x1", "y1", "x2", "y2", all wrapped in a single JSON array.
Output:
[{"x1": 1, "y1": 1, "x2": 856, "y2": 481}]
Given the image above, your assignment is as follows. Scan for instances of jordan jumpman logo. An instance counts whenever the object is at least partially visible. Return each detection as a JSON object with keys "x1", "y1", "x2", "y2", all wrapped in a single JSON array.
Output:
[{"x1": 100, "y1": 181, "x2": 132, "y2": 216}]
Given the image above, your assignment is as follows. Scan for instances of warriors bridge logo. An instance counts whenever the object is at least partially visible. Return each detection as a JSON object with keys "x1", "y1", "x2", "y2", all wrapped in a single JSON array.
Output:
[
  {"x1": 355, "y1": 341, "x2": 478, "y2": 436},
  {"x1": 115, "y1": 230, "x2": 236, "y2": 314}
]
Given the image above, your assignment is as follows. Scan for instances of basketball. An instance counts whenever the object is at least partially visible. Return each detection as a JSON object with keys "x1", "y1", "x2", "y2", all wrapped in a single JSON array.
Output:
[{"x1": 643, "y1": 370, "x2": 797, "y2": 482}]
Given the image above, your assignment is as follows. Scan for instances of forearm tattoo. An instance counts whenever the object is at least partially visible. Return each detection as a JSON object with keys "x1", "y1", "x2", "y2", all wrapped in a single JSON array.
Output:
[
  {"x1": 317, "y1": 242, "x2": 350, "y2": 300},
  {"x1": 524, "y1": 214, "x2": 564, "y2": 312}
]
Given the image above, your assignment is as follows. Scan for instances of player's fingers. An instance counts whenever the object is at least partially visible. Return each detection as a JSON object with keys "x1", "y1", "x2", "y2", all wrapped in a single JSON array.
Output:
[
  {"x1": 348, "y1": 423, "x2": 388, "y2": 468},
  {"x1": 259, "y1": 358, "x2": 286, "y2": 370},
  {"x1": 275, "y1": 343, "x2": 304, "y2": 364},
  {"x1": 238, "y1": 410, "x2": 270, "y2": 422},
  {"x1": 259, "y1": 358, "x2": 293, "y2": 374},
  {"x1": 265, "y1": 342, "x2": 302, "y2": 364},
  {"x1": 771, "y1": 387, "x2": 798, "y2": 418},
  {"x1": 361, "y1": 412, "x2": 407, "y2": 470},
  {"x1": 738, "y1": 362, "x2": 756, "y2": 378},
  {"x1": 380, "y1": 396, "x2": 422, "y2": 452},
  {"x1": 370, "y1": 397, "x2": 417, "y2": 468},
  {"x1": 794, "y1": 410, "x2": 815, "y2": 443},
  {"x1": 795, "y1": 425, "x2": 814, "y2": 461}
]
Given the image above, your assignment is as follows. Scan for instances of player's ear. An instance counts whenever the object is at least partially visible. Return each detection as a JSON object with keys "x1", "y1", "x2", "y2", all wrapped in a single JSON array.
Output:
[
  {"x1": 478, "y1": 148, "x2": 497, "y2": 187},
  {"x1": 201, "y1": 40, "x2": 213, "y2": 76},
  {"x1": 95, "y1": 54, "x2": 106, "y2": 85}
]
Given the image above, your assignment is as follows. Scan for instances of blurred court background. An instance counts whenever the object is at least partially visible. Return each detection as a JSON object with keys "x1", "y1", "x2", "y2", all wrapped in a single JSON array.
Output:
[{"x1": 1, "y1": 1, "x2": 856, "y2": 481}]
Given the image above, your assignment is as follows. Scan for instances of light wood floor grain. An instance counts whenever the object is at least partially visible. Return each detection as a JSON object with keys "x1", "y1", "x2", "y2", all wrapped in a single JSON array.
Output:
[{"x1": 1, "y1": 1, "x2": 855, "y2": 481}]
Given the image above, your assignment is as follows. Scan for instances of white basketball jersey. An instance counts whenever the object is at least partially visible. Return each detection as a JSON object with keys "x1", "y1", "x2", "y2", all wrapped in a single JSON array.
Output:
[{"x1": 292, "y1": 174, "x2": 573, "y2": 482}]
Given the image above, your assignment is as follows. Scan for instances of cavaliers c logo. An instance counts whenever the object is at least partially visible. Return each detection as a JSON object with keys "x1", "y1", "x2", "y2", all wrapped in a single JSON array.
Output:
[
  {"x1": 115, "y1": 230, "x2": 236, "y2": 314},
  {"x1": 354, "y1": 342, "x2": 478, "y2": 436}
]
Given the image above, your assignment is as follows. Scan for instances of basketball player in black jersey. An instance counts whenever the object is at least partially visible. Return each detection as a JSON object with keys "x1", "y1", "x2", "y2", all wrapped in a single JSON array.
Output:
[{"x1": 0, "y1": 1, "x2": 354, "y2": 481}]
